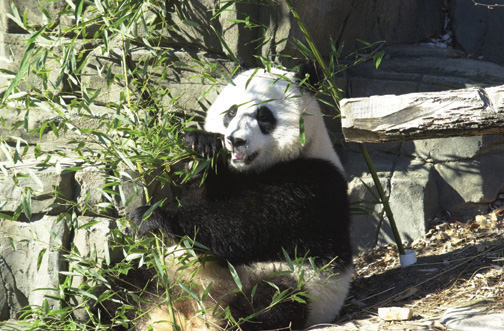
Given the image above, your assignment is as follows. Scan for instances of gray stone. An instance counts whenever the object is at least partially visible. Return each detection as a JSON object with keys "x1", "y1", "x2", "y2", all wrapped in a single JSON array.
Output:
[
  {"x1": 0, "y1": 216, "x2": 69, "y2": 318},
  {"x1": 452, "y1": 0, "x2": 504, "y2": 65},
  {"x1": 346, "y1": 151, "x2": 397, "y2": 250},
  {"x1": 112, "y1": 165, "x2": 147, "y2": 218},
  {"x1": 0, "y1": 101, "x2": 114, "y2": 146},
  {"x1": 0, "y1": 101, "x2": 63, "y2": 143},
  {"x1": 348, "y1": 155, "x2": 439, "y2": 250},
  {"x1": 81, "y1": 45, "x2": 234, "y2": 112},
  {"x1": 348, "y1": 55, "x2": 504, "y2": 98},
  {"x1": 435, "y1": 153, "x2": 504, "y2": 211},
  {"x1": 1, "y1": 1, "x2": 70, "y2": 33},
  {"x1": 388, "y1": 160, "x2": 437, "y2": 244},
  {"x1": 74, "y1": 166, "x2": 110, "y2": 216},
  {"x1": 384, "y1": 44, "x2": 466, "y2": 59},
  {"x1": 283, "y1": 0, "x2": 443, "y2": 59},
  {"x1": 0, "y1": 32, "x2": 65, "y2": 96},
  {"x1": 440, "y1": 300, "x2": 504, "y2": 331},
  {"x1": 0, "y1": 157, "x2": 78, "y2": 216},
  {"x1": 159, "y1": 0, "x2": 222, "y2": 52},
  {"x1": 73, "y1": 217, "x2": 121, "y2": 265},
  {"x1": 402, "y1": 135, "x2": 504, "y2": 163},
  {"x1": 348, "y1": 175, "x2": 388, "y2": 251}
]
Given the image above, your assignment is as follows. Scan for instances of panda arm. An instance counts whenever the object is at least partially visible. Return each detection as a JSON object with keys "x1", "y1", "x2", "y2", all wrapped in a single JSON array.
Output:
[{"x1": 184, "y1": 130, "x2": 224, "y2": 157}]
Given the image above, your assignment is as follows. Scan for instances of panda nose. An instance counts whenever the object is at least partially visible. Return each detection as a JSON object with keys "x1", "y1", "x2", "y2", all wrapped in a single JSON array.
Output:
[{"x1": 227, "y1": 136, "x2": 246, "y2": 148}]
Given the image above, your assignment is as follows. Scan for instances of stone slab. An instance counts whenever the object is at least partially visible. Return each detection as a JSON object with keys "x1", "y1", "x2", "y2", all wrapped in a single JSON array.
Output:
[
  {"x1": 435, "y1": 153, "x2": 504, "y2": 210},
  {"x1": 0, "y1": 157, "x2": 79, "y2": 216},
  {"x1": 1, "y1": 1, "x2": 70, "y2": 33},
  {"x1": 389, "y1": 160, "x2": 437, "y2": 244},
  {"x1": 401, "y1": 135, "x2": 504, "y2": 163},
  {"x1": 0, "y1": 216, "x2": 69, "y2": 319},
  {"x1": 452, "y1": 0, "x2": 504, "y2": 65},
  {"x1": 81, "y1": 46, "x2": 234, "y2": 112}
]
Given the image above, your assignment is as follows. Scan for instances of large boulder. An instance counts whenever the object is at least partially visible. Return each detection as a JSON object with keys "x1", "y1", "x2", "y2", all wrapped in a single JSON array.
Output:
[{"x1": 452, "y1": 0, "x2": 504, "y2": 65}]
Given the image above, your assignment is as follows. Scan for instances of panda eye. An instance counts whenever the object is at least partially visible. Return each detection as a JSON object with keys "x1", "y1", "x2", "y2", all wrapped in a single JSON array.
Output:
[
  {"x1": 223, "y1": 105, "x2": 237, "y2": 128},
  {"x1": 256, "y1": 106, "x2": 277, "y2": 134}
]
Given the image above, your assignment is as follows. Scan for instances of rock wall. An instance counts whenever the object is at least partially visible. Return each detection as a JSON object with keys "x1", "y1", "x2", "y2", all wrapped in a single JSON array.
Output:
[{"x1": 1, "y1": 0, "x2": 504, "y2": 321}]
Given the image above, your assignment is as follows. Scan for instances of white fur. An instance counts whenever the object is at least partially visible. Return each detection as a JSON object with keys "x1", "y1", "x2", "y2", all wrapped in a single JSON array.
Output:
[
  {"x1": 204, "y1": 68, "x2": 344, "y2": 174},
  {"x1": 140, "y1": 246, "x2": 352, "y2": 330}
]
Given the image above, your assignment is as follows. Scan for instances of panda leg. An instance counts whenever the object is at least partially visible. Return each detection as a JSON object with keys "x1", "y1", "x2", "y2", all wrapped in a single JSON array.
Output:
[{"x1": 227, "y1": 277, "x2": 309, "y2": 331}]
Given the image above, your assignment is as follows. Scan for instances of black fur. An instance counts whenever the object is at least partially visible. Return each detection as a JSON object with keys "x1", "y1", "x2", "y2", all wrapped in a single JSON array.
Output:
[
  {"x1": 223, "y1": 104, "x2": 238, "y2": 128},
  {"x1": 295, "y1": 61, "x2": 323, "y2": 90},
  {"x1": 256, "y1": 106, "x2": 277, "y2": 134},
  {"x1": 131, "y1": 157, "x2": 351, "y2": 268},
  {"x1": 184, "y1": 130, "x2": 224, "y2": 157}
]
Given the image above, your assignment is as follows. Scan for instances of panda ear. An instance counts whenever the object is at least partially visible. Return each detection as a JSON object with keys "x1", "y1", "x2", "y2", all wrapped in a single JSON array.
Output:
[{"x1": 294, "y1": 61, "x2": 323, "y2": 90}]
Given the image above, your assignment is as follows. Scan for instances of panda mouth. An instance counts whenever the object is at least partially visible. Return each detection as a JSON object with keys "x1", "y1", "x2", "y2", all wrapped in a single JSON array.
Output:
[{"x1": 231, "y1": 151, "x2": 259, "y2": 165}]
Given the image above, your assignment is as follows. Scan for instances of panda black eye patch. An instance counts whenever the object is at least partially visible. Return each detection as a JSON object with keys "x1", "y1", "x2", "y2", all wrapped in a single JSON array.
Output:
[
  {"x1": 223, "y1": 105, "x2": 238, "y2": 128},
  {"x1": 256, "y1": 106, "x2": 277, "y2": 134}
]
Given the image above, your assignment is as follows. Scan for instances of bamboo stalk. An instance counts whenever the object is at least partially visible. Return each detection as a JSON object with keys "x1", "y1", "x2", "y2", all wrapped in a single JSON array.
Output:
[{"x1": 285, "y1": 0, "x2": 405, "y2": 256}]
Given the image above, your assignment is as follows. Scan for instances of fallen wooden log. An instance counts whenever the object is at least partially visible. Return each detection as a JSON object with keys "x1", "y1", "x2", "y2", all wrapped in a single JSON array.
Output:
[{"x1": 340, "y1": 85, "x2": 504, "y2": 143}]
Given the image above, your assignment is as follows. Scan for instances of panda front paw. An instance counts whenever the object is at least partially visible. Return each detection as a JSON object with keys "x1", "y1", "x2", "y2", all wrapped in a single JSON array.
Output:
[
  {"x1": 129, "y1": 205, "x2": 171, "y2": 237},
  {"x1": 184, "y1": 130, "x2": 224, "y2": 158}
]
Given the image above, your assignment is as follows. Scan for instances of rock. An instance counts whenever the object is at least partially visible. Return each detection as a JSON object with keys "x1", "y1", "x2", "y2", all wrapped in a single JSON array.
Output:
[
  {"x1": 402, "y1": 135, "x2": 504, "y2": 163},
  {"x1": 286, "y1": 1, "x2": 443, "y2": 59},
  {"x1": 378, "y1": 307, "x2": 413, "y2": 321},
  {"x1": 346, "y1": 44, "x2": 504, "y2": 99},
  {"x1": 0, "y1": 101, "x2": 115, "y2": 145},
  {"x1": 347, "y1": 159, "x2": 392, "y2": 251},
  {"x1": 0, "y1": 216, "x2": 69, "y2": 319},
  {"x1": 452, "y1": 0, "x2": 504, "y2": 65},
  {"x1": 389, "y1": 160, "x2": 437, "y2": 243},
  {"x1": 80, "y1": 45, "x2": 234, "y2": 112},
  {"x1": 1, "y1": 1, "x2": 71, "y2": 33},
  {"x1": 435, "y1": 152, "x2": 504, "y2": 214},
  {"x1": 74, "y1": 166, "x2": 111, "y2": 216},
  {"x1": 0, "y1": 157, "x2": 79, "y2": 216},
  {"x1": 73, "y1": 217, "x2": 121, "y2": 263},
  {"x1": 70, "y1": 217, "x2": 123, "y2": 322},
  {"x1": 112, "y1": 165, "x2": 147, "y2": 218},
  {"x1": 0, "y1": 33, "x2": 63, "y2": 97},
  {"x1": 440, "y1": 300, "x2": 504, "y2": 331}
]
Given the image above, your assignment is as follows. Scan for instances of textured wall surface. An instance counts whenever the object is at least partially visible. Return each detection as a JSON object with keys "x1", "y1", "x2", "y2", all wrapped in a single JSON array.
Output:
[{"x1": 1, "y1": 0, "x2": 504, "y2": 321}]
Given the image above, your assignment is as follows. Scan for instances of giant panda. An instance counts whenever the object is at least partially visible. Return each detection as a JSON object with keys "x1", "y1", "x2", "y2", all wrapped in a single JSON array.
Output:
[{"x1": 97, "y1": 64, "x2": 352, "y2": 331}]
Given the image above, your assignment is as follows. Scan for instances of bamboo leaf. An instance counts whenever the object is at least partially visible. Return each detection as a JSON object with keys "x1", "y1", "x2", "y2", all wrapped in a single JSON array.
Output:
[
  {"x1": 60, "y1": 166, "x2": 84, "y2": 175},
  {"x1": 227, "y1": 261, "x2": 242, "y2": 291},
  {"x1": 37, "y1": 248, "x2": 47, "y2": 271},
  {"x1": 74, "y1": 0, "x2": 84, "y2": 25},
  {"x1": 179, "y1": 283, "x2": 201, "y2": 301},
  {"x1": 374, "y1": 50, "x2": 385, "y2": 69},
  {"x1": 39, "y1": 3, "x2": 52, "y2": 21},
  {"x1": 299, "y1": 116, "x2": 306, "y2": 146},
  {"x1": 29, "y1": 170, "x2": 44, "y2": 192},
  {"x1": 8, "y1": 237, "x2": 17, "y2": 250},
  {"x1": 211, "y1": 1, "x2": 235, "y2": 20},
  {"x1": 2, "y1": 42, "x2": 35, "y2": 102},
  {"x1": 116, "y1": 149, "x2": 135, "y2": 171},
  {"x1": 21, "y1": 190, "x2": 32, "y2": 220},
  {"x1": 210, "y1": 26, "x2": 239, "y2": 64}
]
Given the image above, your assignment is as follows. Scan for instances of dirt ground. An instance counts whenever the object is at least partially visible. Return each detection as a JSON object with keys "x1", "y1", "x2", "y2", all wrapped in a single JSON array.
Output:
[{"x1": 337, "y1": 208, "x2": 504, "y2": 329}]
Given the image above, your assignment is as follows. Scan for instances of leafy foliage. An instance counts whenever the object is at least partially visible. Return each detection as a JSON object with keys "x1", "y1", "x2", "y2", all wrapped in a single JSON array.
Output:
[{"x1": 0, "y1": 0, "x2": 385, "y2": 330}]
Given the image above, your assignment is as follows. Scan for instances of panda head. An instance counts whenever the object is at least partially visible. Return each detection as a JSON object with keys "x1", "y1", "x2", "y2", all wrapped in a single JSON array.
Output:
[{"x1": 204, "y1": 66, "x2": 342, "y2": 173}]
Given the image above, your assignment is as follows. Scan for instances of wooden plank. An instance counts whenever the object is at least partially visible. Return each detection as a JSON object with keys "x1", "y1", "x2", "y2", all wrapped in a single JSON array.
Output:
[{"x1": 340, "y1": 85, "x2": 504, "y2": 143}]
